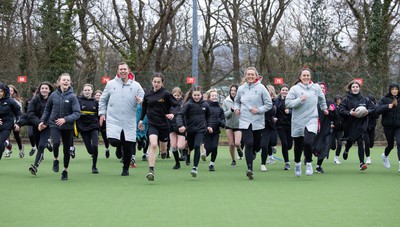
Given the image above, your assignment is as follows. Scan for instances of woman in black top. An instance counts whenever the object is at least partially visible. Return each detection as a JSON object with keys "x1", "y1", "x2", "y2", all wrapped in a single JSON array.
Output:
[
  {"x1": 94, "y1": 90, "x2": 110, "y2": 158},
  {"x1": 39, "y1": 73, "x2": 81, "y2": 180},
  {"x1": 169, "y1": 87, "x2": 186, "y2": 169},
  {"x1": 138, "y1": 73, "x2": 178, "y2": 181},
  {"x1": 339, "y1": 80, "x2": 374, "y2": 171},
  {"x1": 27, "y1": 82, "x2": 54, "y2": 175},
  {"x1": 375, "y1": 82, "x2": 400, "y2": 171},
  {"x1": 77, "y1": 84, "x2": 100, "y2": 174},
  {"x1": 177, "y1": 86, "x2": 211, "y2": 178},
  {"x1": 275, "y1": 84, "x2": 292, "y2": 170},
  {"x1": 0, "y1": 83, "x2": 22, "y2": 160}
]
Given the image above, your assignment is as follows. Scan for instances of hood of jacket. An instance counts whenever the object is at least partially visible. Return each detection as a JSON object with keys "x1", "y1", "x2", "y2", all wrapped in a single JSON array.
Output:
[
  {"x1": 207, "y1": 100, "x2": 220, "y2": 107},
  {"x1": 385, "y1": 82, "x2": 400, "y2": 97},
  {"x1": 0, "y1": 83, "x2": 10, "y2": 100},
  {"x1": 56, "y1": 86, "x2": 75, "y2": 95}
]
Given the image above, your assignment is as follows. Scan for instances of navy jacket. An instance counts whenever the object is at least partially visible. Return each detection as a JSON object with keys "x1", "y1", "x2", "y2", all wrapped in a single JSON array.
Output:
[
  {"x1": 207, "y1": 100, "x2": 225, "y2": 134},
  {"x1": 176, "y1": 98, "x2": 210, "y2": 134},
  {"x1": 40, "y1": 86, "x2": 81, "y2": 130}
]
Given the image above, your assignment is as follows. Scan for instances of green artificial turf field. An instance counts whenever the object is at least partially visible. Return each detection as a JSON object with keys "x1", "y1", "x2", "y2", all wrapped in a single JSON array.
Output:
[{"x1": 0, "y1": 145, "x2": 399, "y2": 226}]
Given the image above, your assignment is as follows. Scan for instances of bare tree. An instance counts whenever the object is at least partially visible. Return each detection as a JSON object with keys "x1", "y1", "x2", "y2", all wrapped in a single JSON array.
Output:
[
  {"x1": 241, "y1": 0, "x2": 292, "y2": 82},
  {"x1": 85, "y1": 0, "x2": 185, "y2": 83}
]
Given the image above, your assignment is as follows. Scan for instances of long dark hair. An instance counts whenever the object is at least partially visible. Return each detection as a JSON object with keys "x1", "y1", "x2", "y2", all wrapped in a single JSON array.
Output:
[{"x1": 293, "y1": 67, "x2": 312, "y2": 85}]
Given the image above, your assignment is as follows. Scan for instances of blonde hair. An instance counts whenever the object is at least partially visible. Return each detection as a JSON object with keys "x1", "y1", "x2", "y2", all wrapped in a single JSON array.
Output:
[
  {"x1": 266, "y1": 85, "x2": 277, "y2": 98},
  {"x1": 171, "y1": 87, "x2": 182, "y2": 96},
  {"x1": 94, "y1": 90, "x2": 103, "y2": 95},
  {"x1": 8, "y1": 84, "x2": 22, "y2": 102},
  {"x1": 81, "y1": 84, "x2": 94, "y2": 97},
  {"x1": 205, "y1": 88, "x2": 218, "y2": 100}
]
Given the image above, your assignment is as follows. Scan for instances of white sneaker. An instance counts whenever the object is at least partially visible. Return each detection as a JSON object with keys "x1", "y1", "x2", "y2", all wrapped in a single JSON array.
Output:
[
  {"x1": 4, "y1": 149, "x2": 12, "y2": 158},
  {"x1": 366, "y1": 156, "x2": 371, "y2": 165},
  {"x1": 334, "y1": 156, "x2": 341, "y2": 165},
  {"x1": 266, "y1": 157, "x2": 275, "y2": 164},
  {"x1": 261, "y1": 164, "x2": 267, "y2": 172},
  {"x1": 305, "y1": 163, "x2": 313, "y2": 176},
  {"x1": 382, "y1": 153, "x2": 390, "y2": 168},
  {"x1": 191, "y1": 167, "x2": 198, "y2": 177},
  {"x1": 295, "y1": 162, "x2": 302, "y2": 177}
]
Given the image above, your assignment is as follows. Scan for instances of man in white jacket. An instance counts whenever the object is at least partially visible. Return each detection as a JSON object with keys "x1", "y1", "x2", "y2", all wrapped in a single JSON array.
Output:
[{"x1": 99, "y1": 62, "x2": 145, "y2": 176}]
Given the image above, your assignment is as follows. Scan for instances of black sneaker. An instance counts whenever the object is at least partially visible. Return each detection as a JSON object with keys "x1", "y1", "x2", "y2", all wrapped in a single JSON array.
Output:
[
  {"x1": 173, "y1": 163, "x2": 181, "y2": 170},
  {"x1": 105, "y1": 149, "x2": 110, "y2": 159},
  {"x1": 92, "y1": 167, "x2": 99, "y2": 174},
  {"x1": 29, "y1": 148, "x2": 36, "y2": 156},
  {"x1": 146, "y1": 170, "x2": 155, "y2": 181},
  {"x1": 343, "y1": 151, "x2": 349, "y2": 160},
  {"x1": 142, "y1": 154, "x2": 148, "y2": 161},
  {"x1": 166, "y1": 151, "x2": 171, "y2": 159},
  {"x1": 209, "y1": 165, "x2": 215, "y2": 171},
  {"x1": 52, "y1": 160, "x2": 59, "y2": 173},
  {"x1": 29, "y1": 165, "x2": 38, "y2": 175},
  {"x1": 161, "y1": 152, "x2": 167, "y2": 159},
  {"x1": 121, "y1": 169, "x2": 129, "y2": 176},
  {"x1": 316, "y1": 166, "x2": 324, "y2": 173},
  {"x1": 246, "y1": 169, "x2": 254, "y2": 180},
  {"x1": 69, "y1": 146, "x2": 76, "y2": 159},
  {"x1": 231, "y1": 160, "x2": 237, "y2": 167},
  {"x1": 61, "y1": 170, "x2": 68, "y2": 181},
  {"x1": 179, "y1": 153, "x2": 186, "y2": 161},
  {"x1": 237, "y1": 148, "x2": 243, "y2": 158}
]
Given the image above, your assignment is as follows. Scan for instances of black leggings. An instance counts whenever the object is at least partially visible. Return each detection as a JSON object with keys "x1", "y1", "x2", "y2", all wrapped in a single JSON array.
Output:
[
  {"x1": 383, "y1": 127, "x2": 400, "y2": 161},
  {"x1": 34, "y1": 127, "x2": 51, "y2": 167},
  {"x1": 81, "y1": 129, "x2": 99, "y2": 167},
  {"x1": 344, "y1": 135, "x2": 366, "y2": 164},
  {"x1": 9, "y1": 130, "x2": 23, "y2": 150},
  {"x1": 333, "y1": 130, "x2": 343, "y2": 156},
  {"x1": 187, "y1": 132, "x2": 204, "y2": 167},
  {"x1": 51, "y1": 128, "x2": 73, "y2": 169},
  {"x1": 204, "y1": 133, "x2": 219, "y2": 163},
  {"x1": 108, "y1": 130, "x2": 135, "y2": 171},
  {"x1": 277, "y1": 128, "x2": 292, "y2": 163},
  {"x1": 0, "y1": 129, "x2": 12, "y2": 160},
  {"x1": 100, "y1": 129, "x2": 109, "y2": 149},
  {"x1": 261, "y1": 128, "x2": 273, "y2": 165},
  {"x1": 241, "y1": 124, "x2": 262, "y2": 171},
  {"x1": 293, "y1": 128, "x2": 315, "y2": 163},
  {"x1": 27, "y1": 126, "x2": 36, "y2": 147}
]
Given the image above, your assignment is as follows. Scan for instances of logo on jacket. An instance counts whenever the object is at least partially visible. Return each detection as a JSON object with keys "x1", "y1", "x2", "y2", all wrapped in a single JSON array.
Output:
[
  {"x1": 202, "y1": 107, "x2": 206, "y2": 111},
  {"x1": 158, "y1": 98, "x2": 165, "y2": 103},
  {"x1": 65, "y1": 100, "x2": 70, "y2": 103}
]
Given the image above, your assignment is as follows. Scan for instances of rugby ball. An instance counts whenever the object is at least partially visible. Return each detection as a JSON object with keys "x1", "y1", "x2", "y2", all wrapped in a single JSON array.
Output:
[{"x1": 354, "y1": 106, "x2": 368, "y2": 118}]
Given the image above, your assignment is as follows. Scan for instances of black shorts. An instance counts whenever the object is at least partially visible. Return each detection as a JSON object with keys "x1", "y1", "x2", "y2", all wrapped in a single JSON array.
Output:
[
  {"x1": 225, "y1": 126, "x2": 240, "y2": 132},
  {"x1": 148, "y1": 125, "x2": 170, "y2": 142},
  {"x1": 170, "y1": 126, "x2": 186, "y2": 136}
]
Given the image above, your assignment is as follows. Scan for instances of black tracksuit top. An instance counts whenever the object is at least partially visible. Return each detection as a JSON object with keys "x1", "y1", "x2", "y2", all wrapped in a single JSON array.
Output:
[{"x1": 140, "y1": 87, "x2": 178, "y2": 127}]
